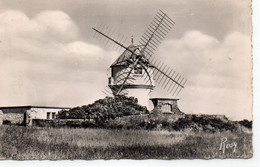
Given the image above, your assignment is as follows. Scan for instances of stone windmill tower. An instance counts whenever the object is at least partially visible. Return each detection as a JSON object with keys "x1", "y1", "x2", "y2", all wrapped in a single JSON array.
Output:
[{"x1": 93, "y1": 10, "x2": 187, "y2": 114}]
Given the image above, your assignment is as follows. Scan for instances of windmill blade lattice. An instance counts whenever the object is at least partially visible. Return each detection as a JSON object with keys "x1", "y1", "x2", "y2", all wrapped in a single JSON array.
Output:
[
  {"x1": 141, "y1": 56, "x2": 187, "y2": 97},
  {"x1": 135, "y1": 10, "x2": 186, "y2": 97},
  {"x1": 92, "y1": 10, "x2": 187, "y2": 98},
  {"x1": 93, "y1": 25, "x2": 129, "y2": 52},
  {"x1": 139, "y1": 10, "x2": 175, "y2": 59}
]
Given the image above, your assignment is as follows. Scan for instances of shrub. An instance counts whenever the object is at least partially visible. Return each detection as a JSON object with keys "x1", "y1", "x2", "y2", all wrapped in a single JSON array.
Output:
[
  {"x1": 3, "y1": 120, "x2": 11, "y2": 125},
  {"x1": 238, "y1": 119, "x2": 252, "y2": 129}
]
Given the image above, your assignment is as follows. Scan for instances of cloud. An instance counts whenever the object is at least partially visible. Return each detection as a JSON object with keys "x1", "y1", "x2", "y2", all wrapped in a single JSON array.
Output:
[
  {"x1": 33, "y1": 11, "x2": 79, "y2": 42},
  {"x1": 0, "y1": 10, "x2": 117, "y2": 107},
  {"x1": 154, "y1": 31, "x2": 252, "y2": 120}
]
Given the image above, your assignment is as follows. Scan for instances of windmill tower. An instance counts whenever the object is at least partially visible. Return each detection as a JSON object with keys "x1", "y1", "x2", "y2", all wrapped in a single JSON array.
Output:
[
  {"x1": 93, "y1": 10, "x2": 187, "y2": 113},
  {"x1": 108, "y1": 40, "x2": 155, "y2": 108}
]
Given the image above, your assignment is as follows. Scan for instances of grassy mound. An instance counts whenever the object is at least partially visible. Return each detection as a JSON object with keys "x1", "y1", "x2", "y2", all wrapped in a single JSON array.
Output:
[{"x1": 58, "y1": 95, "x2": 148, "y2": 121}]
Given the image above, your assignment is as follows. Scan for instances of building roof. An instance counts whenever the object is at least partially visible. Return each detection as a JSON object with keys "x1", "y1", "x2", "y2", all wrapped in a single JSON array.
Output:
[
  {"x1": 0, "y1": 106, "x2": 71, "y2": 110},
  {"x1": 111, "y1": 44, "x2": 136, "y2": 66},
  {"x1": 150, "y1": 98, "x2": 179, "y2": 101},
  {"x1": 111, "y1": 44, "x2": 150, "y2": 67}
]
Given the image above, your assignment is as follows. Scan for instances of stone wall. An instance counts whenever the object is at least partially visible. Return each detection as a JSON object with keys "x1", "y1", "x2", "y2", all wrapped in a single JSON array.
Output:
[
  {"x1": 150, "y1": 98, "x2": 184, "y2": 115},
  {"x1": 0, "y1": 108, "x2": 27, "y2": 124},
  {"x1": 2, "y1": 112, "x2": 24, "y2": 124}
]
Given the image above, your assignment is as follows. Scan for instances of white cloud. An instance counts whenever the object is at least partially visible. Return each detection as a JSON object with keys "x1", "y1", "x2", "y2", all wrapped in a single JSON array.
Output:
[
  {"x1": 33, "y1": 11, "x2": 79, "y2": 42},
  {"x1": 67, "y1": 41, "x2": 103, "y2": 56},
  {"x1": 0, "y1": 10, "x2": 117, "y2": 107},
  {"x1": 155, "y1": 31, "x2": 252, "y2": 120}
]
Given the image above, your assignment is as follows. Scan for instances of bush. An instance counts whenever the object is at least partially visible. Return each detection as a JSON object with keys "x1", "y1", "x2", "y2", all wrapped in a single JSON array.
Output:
[
  {"x1": 171, "y1": 115, "x2": 239, "y2": 132},
  {"x1": 238, "y1": 119, "x2": 252, "y2": 129},
  {"x1": 3, "y1": 120, "x2": 11, "y2": 125}
]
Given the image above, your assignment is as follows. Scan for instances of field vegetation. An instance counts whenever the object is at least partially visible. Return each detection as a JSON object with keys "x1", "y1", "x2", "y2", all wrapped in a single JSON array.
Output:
[{"x1": 0, "y1": 125, "x2": 252, "y2": 160}]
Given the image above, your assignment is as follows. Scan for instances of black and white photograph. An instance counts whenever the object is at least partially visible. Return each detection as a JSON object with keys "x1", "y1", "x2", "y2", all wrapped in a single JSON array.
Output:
[{"x1": 0, "y1": 0, "x2": 257, "y2": 164}]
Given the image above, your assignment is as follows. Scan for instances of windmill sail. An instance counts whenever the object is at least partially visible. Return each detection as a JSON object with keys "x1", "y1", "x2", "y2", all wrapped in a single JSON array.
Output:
[
  {"x1": 92, "y1": 10, "x2": 187, "y2": 98},
  {"x1": 137, "y1": 10, "x2": 186, "y2": 97},
  {"x1": 139, "y1": 10, "x2": 175, "y2": 59}
]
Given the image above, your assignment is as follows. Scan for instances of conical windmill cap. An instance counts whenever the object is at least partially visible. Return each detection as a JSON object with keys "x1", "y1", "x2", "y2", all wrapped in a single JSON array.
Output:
[{"x1": 110, "y1": 44, "x2": 142, "y2": 67}]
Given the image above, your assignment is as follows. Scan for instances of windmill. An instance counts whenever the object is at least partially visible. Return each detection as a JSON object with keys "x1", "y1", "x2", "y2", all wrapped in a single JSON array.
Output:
[{"x1": 92, "y1": 10, "x2": 187, "y2": 112}]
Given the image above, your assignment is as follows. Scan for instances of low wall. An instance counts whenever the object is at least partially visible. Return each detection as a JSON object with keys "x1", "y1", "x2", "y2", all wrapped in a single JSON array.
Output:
[
  {"x1": 0, "y1": 110, "x2": 3, "y2": 125},
  {"x1": 32, "y1": 119, "x2": 94, "y2": 128}
]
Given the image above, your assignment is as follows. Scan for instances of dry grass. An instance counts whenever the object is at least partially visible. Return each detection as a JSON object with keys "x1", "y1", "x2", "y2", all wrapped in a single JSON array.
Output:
[{"x1": 0, "y1": 126, "x2": 252, "y2": 160}]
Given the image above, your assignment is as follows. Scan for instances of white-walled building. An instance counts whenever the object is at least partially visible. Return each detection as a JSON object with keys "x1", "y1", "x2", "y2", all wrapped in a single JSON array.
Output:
[{"x1": 0, "y1": 106, "x2": 70, "y2": 126}]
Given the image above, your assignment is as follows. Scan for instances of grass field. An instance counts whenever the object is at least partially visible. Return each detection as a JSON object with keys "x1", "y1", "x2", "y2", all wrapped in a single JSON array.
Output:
[{"x1": 0, "y1": 125, "x2": 252, "y2": 160}]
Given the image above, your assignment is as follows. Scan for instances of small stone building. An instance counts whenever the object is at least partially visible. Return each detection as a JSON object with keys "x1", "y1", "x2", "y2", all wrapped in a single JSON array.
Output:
[
  {"x1": 150, "y1": 98, "x2": 184, "y2": 116},
  {"x1": 0, "y1": 106, "x2": 70, "y2": 126}
]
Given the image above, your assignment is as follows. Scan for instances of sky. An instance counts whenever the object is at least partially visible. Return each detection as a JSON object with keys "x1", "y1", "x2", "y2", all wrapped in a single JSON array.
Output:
[{"x1": 0, "y1": 0, "x2": 252, "y2": 120}]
